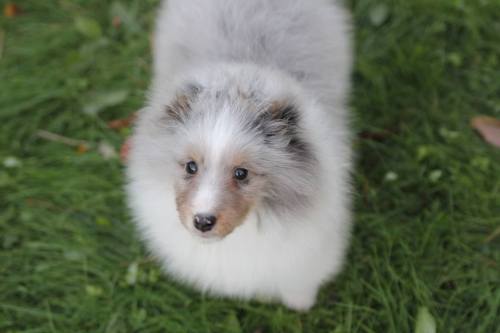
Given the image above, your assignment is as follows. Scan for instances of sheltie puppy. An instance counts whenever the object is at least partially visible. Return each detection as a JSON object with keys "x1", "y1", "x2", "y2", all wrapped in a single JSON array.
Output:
[{"x1": 126, "y1": 0, "x2": 352, "y2": 311}]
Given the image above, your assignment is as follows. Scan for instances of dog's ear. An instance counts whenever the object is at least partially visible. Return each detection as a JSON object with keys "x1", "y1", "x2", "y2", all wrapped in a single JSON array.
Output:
[
  {"x1": 258, "y1": 101, "x2": 316, "y2": 168},
  {"x1": 258, "y1": 101, "x2": 314, "y2": 159},
  {"x1": 165, "y1": 83, "x2": 202, "y2": 123},
  {"x1": 258, "y1": 101, "x2": 300, "y2": 138}
]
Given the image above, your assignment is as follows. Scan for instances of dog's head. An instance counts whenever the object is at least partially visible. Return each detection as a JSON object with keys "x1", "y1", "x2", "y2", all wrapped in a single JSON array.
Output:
[{"x1": 161, "y1": 80, "x2": 317, "y2": 240}]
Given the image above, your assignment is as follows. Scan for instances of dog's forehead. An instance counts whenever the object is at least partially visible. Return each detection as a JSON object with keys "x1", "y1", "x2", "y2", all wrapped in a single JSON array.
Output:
[{"x1": 180, "y1": 109, "x2": 254, "y2": 166}]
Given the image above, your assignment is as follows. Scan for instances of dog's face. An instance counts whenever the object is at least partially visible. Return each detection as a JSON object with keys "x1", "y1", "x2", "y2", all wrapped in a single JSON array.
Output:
[
  {"x1": 163, "y1": 84, "x2": 317, "y2": 240},
  {"x1": 173, "y1": 144, "x2": 264, "y2": 239}
]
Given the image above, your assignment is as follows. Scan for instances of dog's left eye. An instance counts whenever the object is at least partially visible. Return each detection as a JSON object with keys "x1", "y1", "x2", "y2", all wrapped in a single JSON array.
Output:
[
  {"x1": 234, "y1": 168, "x2": 248, "y2": 181},
  {"x1": 185, "y1": 161, "x2": 198, "y2": 175}
]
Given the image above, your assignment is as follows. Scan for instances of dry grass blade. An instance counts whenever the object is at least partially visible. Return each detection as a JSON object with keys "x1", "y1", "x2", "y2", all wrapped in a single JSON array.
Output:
[{"x1": 36, "y1": 130, "x2": 90, "y2": 148}]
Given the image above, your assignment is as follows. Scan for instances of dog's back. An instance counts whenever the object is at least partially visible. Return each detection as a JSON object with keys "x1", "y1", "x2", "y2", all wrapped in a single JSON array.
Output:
[{"x1": 153, "y1": 0, "x2": 351, "y2": 109}]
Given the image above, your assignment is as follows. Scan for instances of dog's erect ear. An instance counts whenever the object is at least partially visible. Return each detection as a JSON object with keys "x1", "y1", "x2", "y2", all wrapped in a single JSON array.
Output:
[{"x1": 165, "y1": 83, "x2": 202, "y2": 123}]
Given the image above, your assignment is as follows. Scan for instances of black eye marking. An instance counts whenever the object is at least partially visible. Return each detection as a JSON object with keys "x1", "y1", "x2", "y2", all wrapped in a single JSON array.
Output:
[
  {"x1": 185, "y1": 161, "x2": 198, "y2": 175},
  {"x1": 234, "y1": 168, "x2": 248, "y2": 181}
]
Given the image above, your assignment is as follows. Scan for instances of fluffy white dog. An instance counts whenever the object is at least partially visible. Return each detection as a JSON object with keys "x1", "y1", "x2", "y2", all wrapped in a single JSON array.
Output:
[{"x1": 127, "y1": 0, "x2": 352, "y2": 311}]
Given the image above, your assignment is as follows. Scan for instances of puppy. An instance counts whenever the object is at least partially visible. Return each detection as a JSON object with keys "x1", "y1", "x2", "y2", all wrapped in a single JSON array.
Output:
[{"x1": 126, "y1": 0, "x2": 352, "y2": 311}]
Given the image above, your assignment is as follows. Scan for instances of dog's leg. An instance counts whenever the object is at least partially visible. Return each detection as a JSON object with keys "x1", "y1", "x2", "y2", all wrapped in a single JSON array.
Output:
[{"x1": 280, "y1": 286, "x2": 318, "y2": 312}]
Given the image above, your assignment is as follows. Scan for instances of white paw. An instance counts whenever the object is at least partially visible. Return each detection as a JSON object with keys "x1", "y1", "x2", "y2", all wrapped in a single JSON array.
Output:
[{"x1": 281, "y1": 290, "x2": 317, "y2": 312}]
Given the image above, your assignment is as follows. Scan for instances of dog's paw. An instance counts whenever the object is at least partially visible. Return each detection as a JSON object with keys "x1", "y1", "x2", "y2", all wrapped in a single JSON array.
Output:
[{"x1": 281, "y1": 290, "x2": 317, "y2": 312}]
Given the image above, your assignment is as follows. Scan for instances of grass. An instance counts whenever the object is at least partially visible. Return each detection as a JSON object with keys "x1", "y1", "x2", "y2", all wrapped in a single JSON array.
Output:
[{"x1": 0, "y1": 0, "x2": 499, "y2": 332}]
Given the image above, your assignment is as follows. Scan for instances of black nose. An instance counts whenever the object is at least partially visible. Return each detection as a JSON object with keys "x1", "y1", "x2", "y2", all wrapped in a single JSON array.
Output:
[{"x1": 193, "y1": 214, "x2": 217, "y2": 232}]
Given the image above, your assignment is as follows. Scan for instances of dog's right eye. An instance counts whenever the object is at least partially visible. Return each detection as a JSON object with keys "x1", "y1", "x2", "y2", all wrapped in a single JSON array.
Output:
[
  {"x1": 234, "y1": 168, "x2": 248, "y2": 181},
  {"x1": 185, "y1": 161, "x2": 198, "y2": 175}
]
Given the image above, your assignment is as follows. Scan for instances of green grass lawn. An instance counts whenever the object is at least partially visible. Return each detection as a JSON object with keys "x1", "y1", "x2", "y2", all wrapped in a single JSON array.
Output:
[{"x1": 1, "y1": 0, "x2": 499, "y2": 332}]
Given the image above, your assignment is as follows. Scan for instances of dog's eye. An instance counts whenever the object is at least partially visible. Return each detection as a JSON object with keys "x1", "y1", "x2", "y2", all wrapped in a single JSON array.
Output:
[
  {"x1": 185, "y1": 161, "x2": 198, "y2": 175},
  {"x1": 234, "y1": 168, "x2": 248, "y2": 181}
]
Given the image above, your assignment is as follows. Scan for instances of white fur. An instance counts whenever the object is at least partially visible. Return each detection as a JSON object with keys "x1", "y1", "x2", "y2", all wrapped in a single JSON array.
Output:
[{"x1": 127, "y1": 0, "x2": 353, "y2": 311}]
